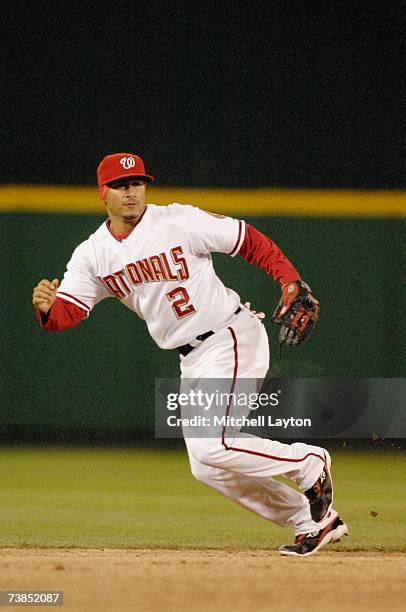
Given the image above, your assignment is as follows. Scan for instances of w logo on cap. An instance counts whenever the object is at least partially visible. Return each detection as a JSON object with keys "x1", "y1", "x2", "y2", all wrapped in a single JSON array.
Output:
[
  {"x1": 97, "y1": 153, "x2": 154, "y2": 197},
  {"x1": 120, "y1": 156, "x2": 136, "y2": 170}
]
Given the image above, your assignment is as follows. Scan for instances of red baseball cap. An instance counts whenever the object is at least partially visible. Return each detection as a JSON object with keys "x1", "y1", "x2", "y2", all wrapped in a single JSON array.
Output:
[{"x1": 97, "y1": 152, "x2": 154, "y2": 199}]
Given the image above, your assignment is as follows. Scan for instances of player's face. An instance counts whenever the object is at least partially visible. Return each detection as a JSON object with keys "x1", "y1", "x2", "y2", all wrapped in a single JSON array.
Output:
[{"x1": 105, "y1": 177, "x2": 146, "y2": 227}]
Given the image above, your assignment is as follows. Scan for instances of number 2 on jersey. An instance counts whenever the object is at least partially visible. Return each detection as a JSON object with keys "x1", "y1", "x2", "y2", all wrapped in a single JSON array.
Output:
[{"x1": 166, "y1": 287, "x2": 196, "y2": 319}]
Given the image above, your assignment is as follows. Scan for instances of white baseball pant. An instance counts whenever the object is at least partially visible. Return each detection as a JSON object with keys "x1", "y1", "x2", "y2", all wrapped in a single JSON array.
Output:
[{"x1": 180, "y1": 306, "x2": 337, "y2": 535}]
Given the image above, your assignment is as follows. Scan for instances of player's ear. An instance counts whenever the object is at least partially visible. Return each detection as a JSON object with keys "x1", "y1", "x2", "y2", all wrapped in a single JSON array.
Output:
[{"x1": 100, "y1": 185, "x2": 109, "y2": 201}]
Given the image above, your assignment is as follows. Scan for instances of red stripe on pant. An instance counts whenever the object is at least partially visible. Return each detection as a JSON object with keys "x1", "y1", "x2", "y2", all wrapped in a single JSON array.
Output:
[{"x1": 221, "y1": 326, "x2": 325, "y2": 465}]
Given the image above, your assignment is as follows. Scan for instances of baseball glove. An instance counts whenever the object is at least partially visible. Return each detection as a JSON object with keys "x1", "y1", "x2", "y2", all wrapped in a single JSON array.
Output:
[{"x1": 272, "y1": 281, "x2": 319, "y2": 346}]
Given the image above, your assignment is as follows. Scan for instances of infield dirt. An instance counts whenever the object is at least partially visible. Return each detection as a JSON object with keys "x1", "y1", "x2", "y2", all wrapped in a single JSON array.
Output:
[{"x1": 1, "y1": 548, "x2": 405, "y2": 612}]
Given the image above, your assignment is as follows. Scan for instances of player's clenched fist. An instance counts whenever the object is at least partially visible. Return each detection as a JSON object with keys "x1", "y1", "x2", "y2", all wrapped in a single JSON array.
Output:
[{"x1": 32, "y1": 279, "x2": 59, "y2": 314}]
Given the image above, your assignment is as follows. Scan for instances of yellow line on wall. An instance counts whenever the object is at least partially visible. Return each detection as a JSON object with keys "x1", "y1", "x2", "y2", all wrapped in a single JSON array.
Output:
[{"x1": 0, "y1": 185, "x2": 405, "y2": 217}]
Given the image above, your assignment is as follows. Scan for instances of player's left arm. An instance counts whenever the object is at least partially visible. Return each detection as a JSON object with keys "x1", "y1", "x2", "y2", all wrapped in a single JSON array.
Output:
[
  {"x1": 180, "y1": 206, "x2": 298, "y2": 284},
  {"x1": 238, "y1": 223, "x2": 301, "y2": 285},
  {"x1": 179, "y1": 205, "x2": 318, "y2": 345},
  {"x1": 238, "y1": 223, "x2": 319, "y2": 346}
]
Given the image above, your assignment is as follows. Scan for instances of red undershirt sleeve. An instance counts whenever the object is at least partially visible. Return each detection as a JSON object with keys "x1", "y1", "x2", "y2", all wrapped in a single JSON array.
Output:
[
  {"x1": 36, "y1": 296, "x2": 88, "y2": 332},
  {"x1": 238, "y1": 224, "x2": 301, "y2": 285}
]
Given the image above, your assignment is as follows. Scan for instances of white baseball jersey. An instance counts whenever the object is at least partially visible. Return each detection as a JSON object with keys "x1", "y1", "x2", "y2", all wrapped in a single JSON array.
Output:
[{"x1": 57, "y1": 204, "x2": 245, "y2": 349}]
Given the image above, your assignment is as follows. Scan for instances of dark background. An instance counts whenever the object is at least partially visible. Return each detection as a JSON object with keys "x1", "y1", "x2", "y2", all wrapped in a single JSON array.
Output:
[
  {"x1": 2, "y1": 2, "x2": 405, "y2": 443},
  {"x1": 1, "y1": 211, "x2": 404, "y2": 443},
  {"x1": 3, "y1": 1, "x2": 404, "y2": 188}
]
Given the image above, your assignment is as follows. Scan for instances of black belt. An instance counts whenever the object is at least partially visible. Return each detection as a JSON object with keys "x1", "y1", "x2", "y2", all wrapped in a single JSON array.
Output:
[{"x1": 177, "y1": 307, "x2": 242, "y2": 357}]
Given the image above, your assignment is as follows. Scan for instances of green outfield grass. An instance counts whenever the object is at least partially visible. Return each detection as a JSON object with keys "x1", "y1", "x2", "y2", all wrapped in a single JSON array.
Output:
[{"x1": 1, "y1": 447, "x2": 404, "y2": 551}]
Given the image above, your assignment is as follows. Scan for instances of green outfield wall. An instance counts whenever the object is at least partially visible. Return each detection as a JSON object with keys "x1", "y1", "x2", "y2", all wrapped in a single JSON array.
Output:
[{"x1": 1, "y1": 189, "x2": 405, "y2": 441}]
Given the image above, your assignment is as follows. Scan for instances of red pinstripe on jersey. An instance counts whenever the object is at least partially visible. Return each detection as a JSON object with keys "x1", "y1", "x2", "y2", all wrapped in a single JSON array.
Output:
[
  {"x1": 57, "y1": 291, "x2": 90, "y2": 312},
  {"x1": 228, "y1": 220, "x2": 243, "y2": 256}
]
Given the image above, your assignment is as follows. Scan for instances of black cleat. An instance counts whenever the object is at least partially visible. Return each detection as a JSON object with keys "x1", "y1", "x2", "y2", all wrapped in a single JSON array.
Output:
[
  {"x1": 279, "y1": 516, "x2": 348, "y2": 557},
  {"x1": 305, "y1": 451, "x2": 333, "y2": 523}
]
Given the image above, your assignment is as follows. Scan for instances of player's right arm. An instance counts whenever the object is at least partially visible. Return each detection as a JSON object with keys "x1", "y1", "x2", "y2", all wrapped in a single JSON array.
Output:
[
  {"x1": 33, "y1": 239, "x2": 112, "y2": 332},
  {"x1": 32, "y1": 278, "x2": 60, "y2": 314},
  {"x1": 32, "y1": 278, "x2": 88, "y2": 332}
]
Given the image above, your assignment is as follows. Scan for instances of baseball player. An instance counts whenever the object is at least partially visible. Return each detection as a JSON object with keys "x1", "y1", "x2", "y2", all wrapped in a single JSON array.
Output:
[{"x1": 32, "y1": 152, "x2": 348, "y2": 556}]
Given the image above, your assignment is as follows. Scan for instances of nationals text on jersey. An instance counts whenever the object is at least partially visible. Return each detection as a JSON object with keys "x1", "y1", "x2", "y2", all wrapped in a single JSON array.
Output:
[{"x1": 100, "y1": 245, "x2": 190, "y2": 299}]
